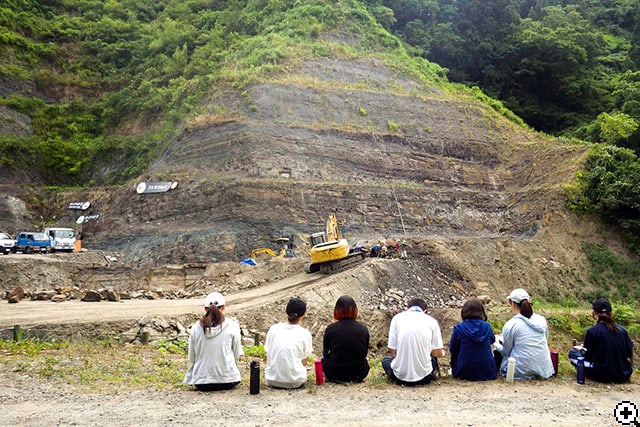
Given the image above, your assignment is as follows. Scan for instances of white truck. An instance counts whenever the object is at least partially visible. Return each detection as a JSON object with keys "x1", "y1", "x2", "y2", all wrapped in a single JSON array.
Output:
[
  {"x1": 44, "y1": 227, "x2": 76, "y2": 252},
  {"x1": 0, "y1": 232, "x2": 14, "y2": 255}
]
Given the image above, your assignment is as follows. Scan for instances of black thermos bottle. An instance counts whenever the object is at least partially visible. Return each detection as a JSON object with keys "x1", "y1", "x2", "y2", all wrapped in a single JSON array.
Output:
[{"x1": 250, "y1": 360, "x2": 260, "y2": 394}]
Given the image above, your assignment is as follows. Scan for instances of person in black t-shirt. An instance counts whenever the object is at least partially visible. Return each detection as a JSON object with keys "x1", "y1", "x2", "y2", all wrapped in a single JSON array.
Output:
[{"x1": 322, "y1": 295, "x2": 370, "y2": 383}]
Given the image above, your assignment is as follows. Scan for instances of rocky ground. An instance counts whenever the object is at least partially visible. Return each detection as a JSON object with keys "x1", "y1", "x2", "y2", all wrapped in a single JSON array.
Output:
[
  {"x1": 0, "y1": 248, "x2": 638, "y2": 427},
  {"x1": 1, "y1": 369, "x2": 636, "y2": 427}
]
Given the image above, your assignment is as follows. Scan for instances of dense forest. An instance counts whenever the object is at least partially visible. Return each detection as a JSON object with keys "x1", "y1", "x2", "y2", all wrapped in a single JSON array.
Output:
[{"x1": 0, "y1": 0, "x2": 638, "y2": 247}]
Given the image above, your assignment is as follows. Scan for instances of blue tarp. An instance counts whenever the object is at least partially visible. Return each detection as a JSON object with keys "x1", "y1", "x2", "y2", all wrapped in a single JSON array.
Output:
[{"x1": 240, "y1": 258, "x2": 257, "y2": 266}]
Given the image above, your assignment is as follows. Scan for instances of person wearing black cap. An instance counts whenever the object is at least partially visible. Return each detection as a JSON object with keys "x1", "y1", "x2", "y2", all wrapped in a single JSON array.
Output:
[
  {"x1": 264, "y1": 297, "x2": 313, "y2": 389},
  {"x1": 569, "y1": 298, "x2": 633, "y2": 383}
]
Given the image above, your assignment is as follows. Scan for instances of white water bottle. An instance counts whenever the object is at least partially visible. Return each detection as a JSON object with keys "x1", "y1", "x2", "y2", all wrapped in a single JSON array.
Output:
[{"x1": 506, "y1": 357, "x2": 516, "y2": 382}]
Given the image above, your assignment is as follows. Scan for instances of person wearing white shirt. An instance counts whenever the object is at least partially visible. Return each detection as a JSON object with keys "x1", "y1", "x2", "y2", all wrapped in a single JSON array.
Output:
[
  {"x1": 183, "y1": 292, "x2": 244, "y2": 391},
  {"x1": 265, "y1": 297, "x2": 313, "y2": 389},
  {"x1": 382, "y1": 298, "x2": 445, "y2": 385}
]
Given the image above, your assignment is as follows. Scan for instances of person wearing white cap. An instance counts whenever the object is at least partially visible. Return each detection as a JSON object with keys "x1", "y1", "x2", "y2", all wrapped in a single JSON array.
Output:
[
  {"x1": 493, "y1": 288, "x2": 554, "y2": 380},
  {"x1": 183, "y1": 291, "x2": 244, "y2": 391}
]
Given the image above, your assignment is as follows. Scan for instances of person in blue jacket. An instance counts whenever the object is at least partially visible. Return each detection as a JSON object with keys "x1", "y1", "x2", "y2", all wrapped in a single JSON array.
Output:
[{"x1": 449, "y1": 298, "x2": 498, "y2": 381}]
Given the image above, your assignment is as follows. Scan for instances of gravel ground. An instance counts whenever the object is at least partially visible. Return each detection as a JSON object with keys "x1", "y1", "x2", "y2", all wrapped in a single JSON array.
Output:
[{"x1": 0, "y1": 371, "x2": 636, "y2": 427}]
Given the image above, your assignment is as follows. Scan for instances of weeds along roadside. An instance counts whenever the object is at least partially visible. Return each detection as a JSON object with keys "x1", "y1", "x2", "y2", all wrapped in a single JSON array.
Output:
[{"x1": 1, "y1": 306, "x2": 638, "y2": 392}]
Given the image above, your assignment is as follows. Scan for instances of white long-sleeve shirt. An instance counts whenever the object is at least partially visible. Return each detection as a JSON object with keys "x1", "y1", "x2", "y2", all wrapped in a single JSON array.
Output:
[
  {"x1": 495, "y1": 313, "x2": 554, "y2": 380},
  {"x1": 183, "y1": 318, "x2": 244, "y2": 385}
]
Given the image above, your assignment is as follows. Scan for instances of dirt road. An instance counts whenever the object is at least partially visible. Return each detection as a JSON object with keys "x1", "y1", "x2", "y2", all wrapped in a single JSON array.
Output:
[
  {"x1": 0, "y1": 369, "x2": 635, "y2": 427},
  {"x1": 0, "y1": 270, "x2": 331, "y2": 328}
]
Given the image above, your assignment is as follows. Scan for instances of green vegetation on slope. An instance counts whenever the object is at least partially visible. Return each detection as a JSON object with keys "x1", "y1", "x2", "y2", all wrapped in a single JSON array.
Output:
[
  {"x1": 567, "y1": 144, "x2": 640, "y2": 252},
  {"x1": 365, "y1": 0, "x2": 640, "y2": 152},
  {"x1": 0, "y1": 0, "x2": 450, "y2": 185}
]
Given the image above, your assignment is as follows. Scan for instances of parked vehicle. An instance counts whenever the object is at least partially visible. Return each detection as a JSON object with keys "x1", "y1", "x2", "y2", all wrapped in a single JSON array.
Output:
[
  {"x1": 0, "y1": 232, "x2": 14, "y2": 255},
  {"x1": 13, "y1": 232, "x2": 51, "y2": 253},
  {"x1": 44, "y1": 227, "x2": 76, "y2": 252}
]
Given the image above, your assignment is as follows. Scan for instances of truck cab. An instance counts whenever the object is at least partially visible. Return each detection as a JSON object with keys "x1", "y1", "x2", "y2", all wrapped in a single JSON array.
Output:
[
  {"x1": 0, "y1": 232, "x2": 14, "y2": 255},
  {"x1": 14, "y1": 232, "x2": 51, "y2": 253},
  {"x1": 44, "y1": 227, "x2": 76, "y2": 252}
]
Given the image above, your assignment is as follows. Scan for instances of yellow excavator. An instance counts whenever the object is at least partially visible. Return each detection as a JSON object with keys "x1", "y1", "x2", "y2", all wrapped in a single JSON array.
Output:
[
  {"x1": 305, "y1": 214, "x2": 365, "y2": 274},
  {"x1": 250, "y1": 237, "x2": 294, "y2": 261},
  {"x1": 250, "y1": 247, "x2": 283, "y2": 260}
]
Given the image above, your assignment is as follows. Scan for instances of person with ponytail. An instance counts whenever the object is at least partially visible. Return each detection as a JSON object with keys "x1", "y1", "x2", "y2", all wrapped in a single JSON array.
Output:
[
  {"x1": 183, "y1": 292, "x2": 243, "y2": 391},
  {"x1": 569, "y1": 298, "x2": 633, "y2": 383},
  {"x1": 264, "y1": 297, "x2": 313, "y2": 389},
  {"x1": 493, "y1": 288, "x2": 554, "y2": 380}
]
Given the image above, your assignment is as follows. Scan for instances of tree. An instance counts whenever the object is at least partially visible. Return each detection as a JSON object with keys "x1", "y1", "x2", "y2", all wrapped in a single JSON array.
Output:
[
  {"x1": 597, "y1": 112, "x2": 639, "y2": 145},
  {"x1": 569, "y1": 144, "x2": 640, "y2": 248}
]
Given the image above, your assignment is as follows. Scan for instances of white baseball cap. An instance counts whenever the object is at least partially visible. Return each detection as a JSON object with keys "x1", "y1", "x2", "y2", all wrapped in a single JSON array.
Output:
[
  {"x1": 508, "y1": 288, "x2": 530, "y2": 304},
  {"x1": 203, "y1": 292, "x2": 225, "y2": 308}
]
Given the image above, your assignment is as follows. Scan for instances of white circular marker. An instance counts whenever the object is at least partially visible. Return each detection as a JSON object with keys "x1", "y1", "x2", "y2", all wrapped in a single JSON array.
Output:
[
  {"x1": 136, "y1": 182, "x2": 146, "y2": 194},
  {"x1": 170, "y1": 181, "x2": 178, "y2": 190},
  {"x1": 76, "y1": 216, "x2": 85, "y2": 224},
  {"x1": 82, "y1": 201, "x2": 91, "y2": 210},
  {"x1": 614, "y1": 401, "x2": 638, "y2": 426}
]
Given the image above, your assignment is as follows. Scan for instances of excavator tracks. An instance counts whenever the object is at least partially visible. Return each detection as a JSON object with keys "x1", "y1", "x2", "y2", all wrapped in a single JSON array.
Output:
[{"x1": 305, "y1": 251, "x2": 366, "y2": 274}]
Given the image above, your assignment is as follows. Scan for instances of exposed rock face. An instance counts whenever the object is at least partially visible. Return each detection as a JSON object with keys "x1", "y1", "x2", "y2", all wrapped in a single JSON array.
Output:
[
  {"x1": 0, "y1": 57, "x2": 609, "y2": 306},
  {"x1": 0, "y1": 106, "x2": 32, "y2": 138},
  {"x1": 73, "y1": 58, "x2": 585, "y2": 267}
]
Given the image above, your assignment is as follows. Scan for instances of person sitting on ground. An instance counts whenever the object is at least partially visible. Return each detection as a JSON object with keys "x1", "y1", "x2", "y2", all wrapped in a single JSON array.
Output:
[
  {"x1": 382, "y1": 297, "x2": 445, "y2": 386},
  {"x1": 494, "y1": 288, "x2": 554, "y2": 380},
  {"x1": 449, "y1": 298, "x2": 497, "y2": 381},
  {"x1": 264, "y1": 297, "x2": 313, "y2": 389},
  {"x1": 183, "y1": 292, "x2": 243, "y2": 391},
  {"x1": 322, "y1": 295, "x2": 370, "y2": 383},
  {"x1": 370, "y1": 244, "x2": 380, "y2": 258},
  {"x1": 568, "y1": 298, "x2": 633, "y2": 383}
]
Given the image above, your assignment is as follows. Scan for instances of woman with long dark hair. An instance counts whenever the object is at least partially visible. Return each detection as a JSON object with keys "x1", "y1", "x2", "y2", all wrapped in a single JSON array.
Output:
[
  {"x1": 322, "y1": 295, "x2": 370, "y2": 383},
  {"x1": 183, "y1": 292, "x2": 243, "y2": 391},
  {"x1": 569, "y1": 298, "x2": 633, "y2": 383}
]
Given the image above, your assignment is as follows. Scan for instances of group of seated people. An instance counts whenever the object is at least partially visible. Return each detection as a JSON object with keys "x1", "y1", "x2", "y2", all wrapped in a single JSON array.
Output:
[{"x1": 183, "y1": 288, "x2": 634, "y2": 391}]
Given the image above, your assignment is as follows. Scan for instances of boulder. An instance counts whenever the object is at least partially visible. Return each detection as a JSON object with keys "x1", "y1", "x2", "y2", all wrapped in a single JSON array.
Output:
[
  {"x1": 81, "y1": 290, "x2": 102, "y2": 302},
  {"x1": 7, "y1": 286, "x2": 25, "y2": 303}
]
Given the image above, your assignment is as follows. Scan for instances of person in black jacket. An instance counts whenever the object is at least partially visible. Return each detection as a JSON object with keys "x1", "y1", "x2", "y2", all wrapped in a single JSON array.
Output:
[
  {"x1": 322, "y1": 295, "x2": 370, "y2": 383},
  {"x1": 569, "y1": 298, "x2": 633, "y2": 383}
]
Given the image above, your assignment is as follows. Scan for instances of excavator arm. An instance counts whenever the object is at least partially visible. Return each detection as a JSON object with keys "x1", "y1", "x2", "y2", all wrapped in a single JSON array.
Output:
[
  {"x1": 326, "y1": 213, "x2": 341, "y2": 242},
  {"x1": 251, "y1": 248, "x2": 278, "y2": 259}
]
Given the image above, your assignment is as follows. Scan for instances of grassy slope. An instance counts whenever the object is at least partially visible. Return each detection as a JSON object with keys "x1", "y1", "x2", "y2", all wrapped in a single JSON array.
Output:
[{"x1": 0, "y1": 0, "x2": 517, "y2": 186}]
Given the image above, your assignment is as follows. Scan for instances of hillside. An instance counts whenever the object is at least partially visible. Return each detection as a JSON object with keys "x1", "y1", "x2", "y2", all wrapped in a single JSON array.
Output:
[
  {"x1": 3, "y1": 50, "x2": 629, "y2": 303},
  {"x1": 1, "y1": 2, "x2": 638, "y2": 325}
]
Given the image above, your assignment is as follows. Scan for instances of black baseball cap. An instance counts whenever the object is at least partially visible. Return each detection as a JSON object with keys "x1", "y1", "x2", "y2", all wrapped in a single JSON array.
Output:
[{"x1": 591, "y1": 297, "x2": 612, "y2": 313}]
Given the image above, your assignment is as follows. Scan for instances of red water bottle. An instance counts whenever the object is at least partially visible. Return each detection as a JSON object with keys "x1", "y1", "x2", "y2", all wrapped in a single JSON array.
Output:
[
  {"x1": 314, "y1": 359, "x2": 324, "y2": 385},
  {"x1": 550, "y1": 350, "x2": 558, "y2": 376}
]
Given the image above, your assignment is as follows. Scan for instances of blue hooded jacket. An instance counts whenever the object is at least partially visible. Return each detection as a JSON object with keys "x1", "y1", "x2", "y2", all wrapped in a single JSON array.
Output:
[{"x1": 449, "y1": 319, "x2": 497, "y2": 381}]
